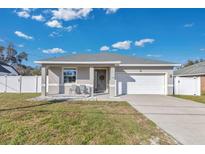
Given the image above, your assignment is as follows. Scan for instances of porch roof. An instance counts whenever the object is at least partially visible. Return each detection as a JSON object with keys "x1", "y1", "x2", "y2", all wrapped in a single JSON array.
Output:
[{"x1": 35, "y1": 52, "x2": 180, "y2": 66}]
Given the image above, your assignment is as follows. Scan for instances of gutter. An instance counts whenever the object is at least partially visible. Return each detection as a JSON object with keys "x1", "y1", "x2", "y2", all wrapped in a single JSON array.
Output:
[
  {"x1": 119, "y1": 64, "x2": 181, "y2": 67},
  {"x1": 174, "y1": 73, "x2": 205, "y2": 77},
  {"x1": 35, "y1": 61, "x2": 181, "y2": 67},
  {"x1": 34, "y1": 61, "x2": 122, "y2": 64}
]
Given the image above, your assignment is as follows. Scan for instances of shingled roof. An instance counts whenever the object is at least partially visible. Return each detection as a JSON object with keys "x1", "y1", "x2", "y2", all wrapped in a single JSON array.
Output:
[
  {"x1": 0, "y1": 61, "x2": 19, "y2": 76},
  {"x1": 174, "y1": 61, "x2": 205, "y2": 76},
  {"x1": 35, "y1": 52, "x2": 179, "y2": 66},
  {"x1": 0, "y1": 64, "x2": 10, "y2": 73}
]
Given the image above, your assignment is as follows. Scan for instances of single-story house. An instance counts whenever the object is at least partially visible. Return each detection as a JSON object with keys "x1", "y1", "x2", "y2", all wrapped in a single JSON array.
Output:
[
  {"x1": 35, "y1": 52, "x2": 180, "y2": 97},
  {"x1": 174, "y1": 61, "x2": 205, "y2": 95},
  {"x1": 0, "y1": 61, "x2": 19, "y2": 76}
]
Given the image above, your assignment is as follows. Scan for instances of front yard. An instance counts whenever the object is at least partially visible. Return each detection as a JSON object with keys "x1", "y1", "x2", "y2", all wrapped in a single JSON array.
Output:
[
  {"x1": 175, "y1": 95, "x2": 205, "y2": 104},
  {"x1": 0, "y1": 93, "x2": 175, "y2": 144}
]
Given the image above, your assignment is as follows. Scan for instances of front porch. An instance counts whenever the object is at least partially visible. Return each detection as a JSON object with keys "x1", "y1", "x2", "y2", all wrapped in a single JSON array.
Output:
[{"x1": 41, "y1": 65, "x2": 117, "y2": 98}]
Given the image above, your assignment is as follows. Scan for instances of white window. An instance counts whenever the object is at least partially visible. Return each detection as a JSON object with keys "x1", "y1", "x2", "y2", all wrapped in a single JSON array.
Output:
[{"x1": 63, "y1": 68, "x2": 76, "y2": 83}]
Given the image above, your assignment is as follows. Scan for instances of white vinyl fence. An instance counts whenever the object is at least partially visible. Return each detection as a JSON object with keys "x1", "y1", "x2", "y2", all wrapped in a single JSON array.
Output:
[
  {"x1": 0, "y1": 76, "x2": 46, "y2": 93},
  {"x1": 174, "y1": 76, "x2": 201, "y2": 96}
]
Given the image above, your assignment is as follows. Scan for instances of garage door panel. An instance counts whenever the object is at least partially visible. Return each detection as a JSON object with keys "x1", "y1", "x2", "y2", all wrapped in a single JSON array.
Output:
[{"x1": 117, "y1": 73, "x2": 165, "y2": 95}]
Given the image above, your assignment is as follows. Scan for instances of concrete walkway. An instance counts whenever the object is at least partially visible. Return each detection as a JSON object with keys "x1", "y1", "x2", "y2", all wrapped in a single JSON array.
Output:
[{"x1": 120, "y1": 95, "x2": 205, "y2": 145}]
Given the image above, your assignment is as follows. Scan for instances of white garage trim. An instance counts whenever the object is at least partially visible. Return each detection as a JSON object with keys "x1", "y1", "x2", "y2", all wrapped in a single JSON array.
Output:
[
  {"x1": 165, "y1": 73, "x2": 168, "y2": 95},
  {"x1": 116, "y1": 72, "x2": 168, "y2": 95}
]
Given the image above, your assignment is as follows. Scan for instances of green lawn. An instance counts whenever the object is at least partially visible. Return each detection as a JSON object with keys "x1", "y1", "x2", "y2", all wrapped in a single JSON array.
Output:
[
  {"x1": 0, "y1": 93, "x2": 176, "y2": 145},
  {"x1": 175, "y1": 95, "x2": 205, "y2": 104}
]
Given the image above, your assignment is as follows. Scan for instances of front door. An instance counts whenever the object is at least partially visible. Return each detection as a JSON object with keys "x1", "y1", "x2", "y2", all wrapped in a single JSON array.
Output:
[{"x1": 94, "y1": 70, "x2": 106, "y2": 93}]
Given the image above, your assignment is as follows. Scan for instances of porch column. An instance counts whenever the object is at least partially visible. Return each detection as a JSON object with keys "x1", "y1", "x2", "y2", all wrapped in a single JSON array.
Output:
[
  {"x1": 41, "y1": 66, "x2": 47, "y2": 96},
  {"x1": 109, "y1": 66, "x2": 116, "y2": 97},
  {"x1": 89, "y1": 67, "x2": 94, "y2": 97}
]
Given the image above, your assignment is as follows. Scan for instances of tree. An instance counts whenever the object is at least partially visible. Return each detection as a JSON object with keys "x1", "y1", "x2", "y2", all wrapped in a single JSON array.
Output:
[
  {"x1": 0, "y1": 45, "x2": 5, "y2": 61},
  {"x1": 0, "y1": 42, "x2": 34, "y2": 75},
  {"x1": 17, "y1": 52, "x2": 28, "y2": 64},
  {"x1": 15, "y1": 65, "x2": 41, "y2": 76},
  {"x1": 183, "y1": 60, "x2": 195, "y2": 67},
  {"x1": 0, "y1": 42, "x2": 41, "y2": 76},
  {"x1": 0, "y1": 42, "x2": 28, "y2": 66},
  {"x1": 183, "y1": 59, "x2": 204, "y2": 67}
]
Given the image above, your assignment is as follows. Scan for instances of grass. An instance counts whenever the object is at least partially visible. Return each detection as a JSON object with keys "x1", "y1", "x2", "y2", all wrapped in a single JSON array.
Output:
[
  {"x1": 175, "y1": 95, "x2": 205, "y2": 104},
  {"x1": 0, "y1": 93, "x2": 176, "y2": 145}
]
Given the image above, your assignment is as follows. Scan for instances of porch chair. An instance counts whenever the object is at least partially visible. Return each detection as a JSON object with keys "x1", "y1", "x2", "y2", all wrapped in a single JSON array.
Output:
[
  {"x1": 69, "y1": 85, "x2": 77, "y2": 95},
  {"x1": 75, "y1": 86, "x2": 81, "y2": 95},
  {"x1": 80, "y1": 85, "x2": 87, "y2": 95}
]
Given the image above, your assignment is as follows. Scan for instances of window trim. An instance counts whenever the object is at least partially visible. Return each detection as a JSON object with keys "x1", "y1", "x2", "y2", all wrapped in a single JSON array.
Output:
[{"x1": 62, "y1": 67, "x2": 77, "y2": 85}]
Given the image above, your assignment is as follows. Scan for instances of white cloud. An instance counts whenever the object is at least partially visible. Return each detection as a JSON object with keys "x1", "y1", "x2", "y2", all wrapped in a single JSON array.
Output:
[
  {"x1": 46, "y1": 20, "x2": 62, "y2": 28},
  {"x1": 18, "y1": 44, "x2": 24, "y2": 48},
  {"x1": 86, "y1": 49, "x2": 92, "y2": 52},
  {"x1": 31, "y1": 14, "x2": 45, "y2": 22},
  {"x1": 147, "y1": 54, "x2": 162, "y2": 58},
  {"x1": 135, "y1": 38, "x2": 155, "y2": 47},
  {"x1": 112, "y1": 40, "x2": 132, "y2": 50},
  {"x1": 16, "y1": 10, "x2": 30, "y2": 18},
  {"x1": 184, "y1": 23, "x2": 194, "y2": 28},
  {"x1": 51, "y1": 8, "x2": 93, "y2": 21},
  {"x1": 72, "y1": 51, "x2": 77, "y2": 54},
  {"x1": 104, "y1": 8, "x2": 119, "y2": 14},
  {"x1": 42, "y1": 48, "x2": 65, "y2": 54},
  {"x1": 42, "y1": 9, "x2": 51, "y2": 14},
  {"x1": 22, "y1": 8, "x2": 31, "y2": 12},
  {"x1": 100, "y1": 45, "x2": 110, "y2": 51},
  {"x1": 200, "y1": 48, "x2": 205, "y2": 51},
  {"x1": 49, "y1": 25, "x2": 77, "y2": 37},
  {"x1": 14, "y1": 31, "x2": 33, "y2": 40},
  {"x1": 64, "y1": 25, "x2": 77, "y2": 32},
  {"x1": 49, "y1": 31, "x2": 62, "y2": 38}
]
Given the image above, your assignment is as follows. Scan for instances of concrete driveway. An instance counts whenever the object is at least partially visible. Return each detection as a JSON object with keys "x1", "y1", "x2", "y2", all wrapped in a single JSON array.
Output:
[{"x1": 120, "y1": 95, "x2": 205, "y2": 145}]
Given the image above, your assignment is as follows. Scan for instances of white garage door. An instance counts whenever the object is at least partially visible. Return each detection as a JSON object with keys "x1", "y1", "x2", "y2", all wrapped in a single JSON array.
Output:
[{"x1": 117, "y1": 73, "x2": 166, "y2": 95}]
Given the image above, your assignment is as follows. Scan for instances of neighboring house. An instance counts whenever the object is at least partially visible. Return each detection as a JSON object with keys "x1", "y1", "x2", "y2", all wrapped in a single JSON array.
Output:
[
  {"x1": 174, "y1": 62, "x2": 205, "y2": 95},
  {"x1": 35, "y1": 52, "x2": 180, "y2": 97},
  {"x1": 0, "y1": 61, "x2": 19, "y2": 76}
]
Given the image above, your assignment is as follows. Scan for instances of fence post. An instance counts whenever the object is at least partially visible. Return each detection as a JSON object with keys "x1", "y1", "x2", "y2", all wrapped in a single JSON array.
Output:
[
  {"x1": 36, "y1": 75, "x2": 38, "y2": 93},
  {"x1": 4, "y1": 75, "x2": 7, "y2": 93},
  {"x1": 19, "y1": 76, "x2": 22, "y2": 93}
]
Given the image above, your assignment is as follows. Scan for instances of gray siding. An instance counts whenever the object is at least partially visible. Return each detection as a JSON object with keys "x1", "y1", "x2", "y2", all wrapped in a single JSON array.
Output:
[
  {"x1": 76, "y1": 67, "x2": 90, "y2": 84},
  {"x1": 48, "y1": 66, "x2": 62, "y2": 94},
  {"x1": 47, "y1": 66, "x2": 94, "y2": 95},
  {"x1": 46, "y1": 65, "x2": 174, "y2": 95}
]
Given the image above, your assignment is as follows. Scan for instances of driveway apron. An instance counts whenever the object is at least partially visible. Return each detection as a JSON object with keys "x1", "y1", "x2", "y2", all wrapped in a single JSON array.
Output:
[{"x1": 120, "y1": 95, "x2": 205, "y2": 144}]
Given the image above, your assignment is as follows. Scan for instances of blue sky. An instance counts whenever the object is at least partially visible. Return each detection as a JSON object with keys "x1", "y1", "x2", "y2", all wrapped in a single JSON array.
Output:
[{"x1": 0, "y1": 8, "x2": 205, "y2": 66}]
